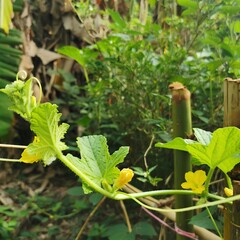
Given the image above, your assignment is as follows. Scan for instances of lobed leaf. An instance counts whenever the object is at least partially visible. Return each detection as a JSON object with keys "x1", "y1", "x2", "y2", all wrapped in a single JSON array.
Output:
[
  {"x1": 156, "y1": 127, "x2": 240, "y2": 173},
  {"x1": 68, "y1": 135, "x2": 129, "y2": 193},
  {"x1": 27, "y1": 103, "x2": 69, "y2": 165},
  {"x1": 155, "y1": 137, "x2": 196, "y2": 151},
  {"x1": 193, "y1": 128, "x2": 212, "y2": 145}
]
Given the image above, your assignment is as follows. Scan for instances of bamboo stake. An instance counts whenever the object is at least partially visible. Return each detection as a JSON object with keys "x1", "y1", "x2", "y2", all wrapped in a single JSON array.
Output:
[
  {"x1": 232, "y1": 180, "x2": 240, "y2": 239},
  {"x1": 169, "y1": 82, "x2": 193, "y2": 240},
  {"x1": 224, "y1": 78, "x2": 240, "y2": 240}
]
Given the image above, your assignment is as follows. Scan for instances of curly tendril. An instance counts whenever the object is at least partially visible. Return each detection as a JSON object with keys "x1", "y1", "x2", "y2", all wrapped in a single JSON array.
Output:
[
  {"x1": 16, "y1": 70, "x2": 28, "y2": 80},
  {"x1": 31, "y1": 76, "x2": 42, "y2": 105},
  {"x1": 16, "y1": 71, "x2": 43, "y2": 105}
]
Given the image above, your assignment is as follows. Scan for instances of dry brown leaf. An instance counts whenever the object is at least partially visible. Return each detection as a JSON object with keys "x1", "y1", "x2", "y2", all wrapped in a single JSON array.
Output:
[
  {"x1": 63, "y1": 15, "x2": 93, "y2": 43},
  {"x1": 27, "y1": 40, "x2": 38, "y2": 57},
  {"x1": 36, "y1": 48, "x2": 62, "y2": 65}
]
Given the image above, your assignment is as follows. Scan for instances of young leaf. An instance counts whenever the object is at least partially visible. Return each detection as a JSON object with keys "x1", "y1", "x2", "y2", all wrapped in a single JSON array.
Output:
[
  {"x1": 67, "y1": 135, "x2": 129, "y2": 193},
  {"x1": 0, "y1": 79, "x2": 37, "y2": 120},
  {"x1": 26, "y1": 103, "x2": 69, "y2": 165}
]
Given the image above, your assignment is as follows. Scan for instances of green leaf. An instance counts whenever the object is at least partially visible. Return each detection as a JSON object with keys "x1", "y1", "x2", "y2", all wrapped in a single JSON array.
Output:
[
  {"x1": 67, "y1": 186, "x2": 84, "y2": 196},
  {"x1": 0, "y1": 29, "x2": 22, "y2": 45},
  {"x1": 218, "y1": 5, "x2": 240, "y2": 15},
  {"x1": 193, "y1": 128, "x2": 212, "y2": 145},
  {"x1": 0, "y1": 79, "x2": 37, "y2": 121},
  {"x1": 68, "y1": 135, "x2": 129, "y2": 193},
  {"x1": 206, "y1": 127, "x2": 240, "y2": 172},
  {"x1": 0, "y1": 92, "x2": 13, "y2": 137},
  {"x1": 189, "y1": 206, "x2": 222, "y2": 231},
  {"x1": 232, "y1": 20, "x2": 240, "y2": 33},
  {"x1": 58, "y1": 46, "x2": 85, "y2": 66},
  {"x1": 57, "y1": 46, "x2": 98, "y2": 68},
  {"x1": 155, "y1": 137, "x2": 195, "y2": 151},
  {"x1": 133, "y1": 221, "x2": 157, "y2": 236},
  {"x1": 0, "y1": 0, "x2": 13, "y2": 34},
  {"x1": 106, "y1": 224, "x2": 135, "y2": 240},
  {"x1": 108, "y1": 9, "x2": 126, "y2": 29},
  {"x1": 177, "y1": 0, "x2": 198, "y2": 8},
  {"x1": 156, "y1": 127, "x2": 240, "y2": 173},
  {"x1": 89, "y1": 193, "x2": 103, "y2": 205},
  {"x1": 27, "y1": 103, "x2": 69, "y2": 165},
  {"x1": 186, "y1": 143, "x2": 210, "y2": 166}
]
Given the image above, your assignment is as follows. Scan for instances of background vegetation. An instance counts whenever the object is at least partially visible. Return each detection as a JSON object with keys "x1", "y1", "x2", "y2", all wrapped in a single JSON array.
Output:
[{"x1": 0, "y1": 0, "x2": 240, "y2": 239}]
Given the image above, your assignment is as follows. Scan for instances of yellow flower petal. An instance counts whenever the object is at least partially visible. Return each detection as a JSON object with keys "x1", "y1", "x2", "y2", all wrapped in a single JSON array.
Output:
[
  {"x1": 193, "y1": 186, "x2": 205, "y2": 194},
  {"x1": 181, "y1": 182, "x2": 192, "y2": 189},
  {"x1": 181, "y1": 170, "x2": 207, "y2": 194},
  {"x1": 20, "y1": 149, "x2": 41, "y2": 163},
  {"x1": 185, "y1": 171, "x2": 194, "y2": 182},
  {"x1": 20, "y1": 136, "x2": 41, "y2": 163},
  {"x1": 195, "y1": 170, "x2": 207, "y2": 185},
  {"x1": 114, "y1": 168, "x2": 134, "y2": 189}
]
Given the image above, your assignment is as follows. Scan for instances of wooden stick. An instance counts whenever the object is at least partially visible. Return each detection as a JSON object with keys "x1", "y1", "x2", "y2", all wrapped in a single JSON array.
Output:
[
  {"x1": 0, "y1": 144, "x2": 27, "y2": 149},
  {"x1": 0, "y1": 158, "x2": 21, "y2": 162}
]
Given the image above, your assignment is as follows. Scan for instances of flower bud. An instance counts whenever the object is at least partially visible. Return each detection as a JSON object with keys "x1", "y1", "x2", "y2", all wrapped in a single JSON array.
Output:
[
  {"x1": 114, "y1": 168, "x2": 134, "y2": 189},
  {"x1": 224, "y1": 187, "x2": 233, "y2": 197}
]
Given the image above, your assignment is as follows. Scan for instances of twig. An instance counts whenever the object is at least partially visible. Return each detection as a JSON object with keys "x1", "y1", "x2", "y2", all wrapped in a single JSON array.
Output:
[
  {"x1": 0, "y1": 144, "x2": 27, "y2": 149},
  {"x1": 143, "y1": 135, "x2": 155, "y2": 170},
  {"x1": 0, "y1": 144, "x2": 26, "y2": 162},
  {"x1": 0, "y1": 158, "x2": 21, "y2": 162},
  {"x1": 120, "y1": 200, "x2": 132, "y2": 232},
  {"x1": 75, "y1": 196, "x2": 107, "y2": 240}
]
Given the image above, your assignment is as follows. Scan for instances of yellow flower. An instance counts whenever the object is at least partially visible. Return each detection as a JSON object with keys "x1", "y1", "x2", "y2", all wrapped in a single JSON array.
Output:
[
  {"x1": 20, "y1": 137, "x2": 41, "y2": 163},
  {"x1": 224, "y1": 187, "x2": 233, "y2": 197},
  {"x1": 181, "y1": 170, "x2": 207, "y2": 194},
  {"x1": 114, "y1": 168, "x2": 134, "y2": 189}
]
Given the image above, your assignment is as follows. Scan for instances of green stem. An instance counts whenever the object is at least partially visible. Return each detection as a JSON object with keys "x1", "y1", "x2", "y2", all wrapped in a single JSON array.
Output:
[
  {"x1": 115, "y1": 190, "x2": 226, "y2": 201},
  {"x1": 225, "y1": 173, "x2": 233, "y2": 189},
  {"x1": 55, "y1": 149, "x2": 237, "y2": 217},
  {"x1": 56, "y1": 150, "x2": 116, "y2": 199},
  {"x1": 204, "y1": 168, "x2": 215, "y2": 194},
  {"x1": 115, "y1": 192, "x2": 240, "y2": 213},
  {"x1": 206, "y1": 206, "x2": 223, "y2": 239},
  {"x1": 83, "y1": 67, "x2": 90, "y2": 86},
  {"x1": 31, "y1": 76, "x2": 43, "y2": 105}
]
